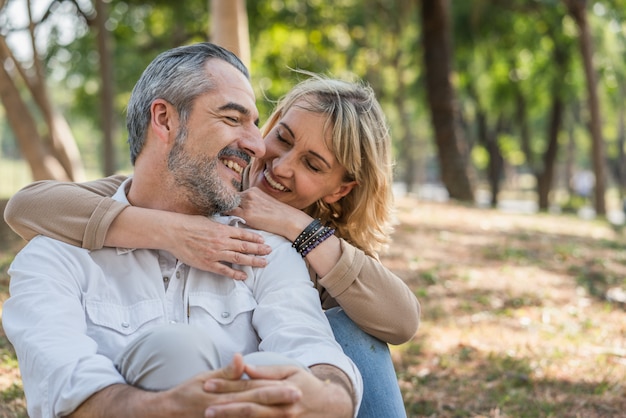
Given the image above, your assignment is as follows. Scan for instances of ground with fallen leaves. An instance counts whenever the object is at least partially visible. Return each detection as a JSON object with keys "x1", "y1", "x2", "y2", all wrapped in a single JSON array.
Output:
[{"x1": 1, "y1": 197, "x2": 625, "y2": 417}]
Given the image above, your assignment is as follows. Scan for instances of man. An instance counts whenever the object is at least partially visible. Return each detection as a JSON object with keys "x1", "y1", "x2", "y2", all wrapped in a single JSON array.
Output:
[{"x1": 2, "y1": 42, "x2": 361, "y2": 418}]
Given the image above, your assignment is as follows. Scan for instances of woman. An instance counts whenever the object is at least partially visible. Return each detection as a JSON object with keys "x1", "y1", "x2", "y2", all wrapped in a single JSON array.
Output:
[{"x1": 5, "y1": 74, "x2": 420, "y2": 417}]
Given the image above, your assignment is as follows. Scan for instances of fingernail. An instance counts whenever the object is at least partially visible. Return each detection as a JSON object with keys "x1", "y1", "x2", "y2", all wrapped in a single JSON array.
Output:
[
  {"x1": 205, "y1": 408, "x2": 215, "y2": 417},
  {"x1": 204, "y1": 381, "x2": 216, "y2": 391}
]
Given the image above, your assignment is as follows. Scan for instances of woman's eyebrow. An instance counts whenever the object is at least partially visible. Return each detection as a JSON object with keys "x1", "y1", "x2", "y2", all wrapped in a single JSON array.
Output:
[
  {"x1": 280, "y1": 121, "x2": 332, "y2": 169},
  {"x1": 279, "y1": 121, "x2": 296, "y2": 138}
]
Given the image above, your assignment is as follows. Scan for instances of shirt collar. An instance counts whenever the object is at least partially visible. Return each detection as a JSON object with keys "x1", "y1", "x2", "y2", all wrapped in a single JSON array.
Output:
[{"x1": 111, "y1": 177, "x2": 248, "y2": 254}]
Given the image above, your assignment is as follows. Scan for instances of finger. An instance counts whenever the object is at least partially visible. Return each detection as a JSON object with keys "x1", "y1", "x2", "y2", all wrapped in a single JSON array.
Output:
[
  {"x1": 230, "y1": 229, "x2": 266, "y2": 245},
  {"x1": 227, "y1": 252, "x2": 268, "y2": 268},
  {"x1": 230, "y1": 241, "x2": 272, "y2": 256},
  {"x1": 204, "y1": 382, "x2": 301, "y2": 406},
  {"x1": 204, "y1": 377, "x2": 286, "y2": 393},
  {"x1": 204, "y1": 262, "x2": 249, "y2": 281},
  {"x1": 205, "y1": 402, "x2": 295, "y2": 418},
  {"x1": 201, "y1": 353, "x2": 245, "y2": 381},
  {"x1": 203, "y1": 256, "x2": 266, "y2": 281},
  {"x1": 243, "y1": 364, "x2": 301, "y2": 380}
]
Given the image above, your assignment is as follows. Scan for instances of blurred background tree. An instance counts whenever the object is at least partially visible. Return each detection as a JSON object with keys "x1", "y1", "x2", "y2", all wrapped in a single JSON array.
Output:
[{"x1": 1, "y1": 0, "x2": 625, "y2": 218}]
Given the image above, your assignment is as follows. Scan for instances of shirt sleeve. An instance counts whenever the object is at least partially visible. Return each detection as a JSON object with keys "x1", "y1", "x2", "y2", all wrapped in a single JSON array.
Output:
[
  {"x1": 246, "y1": 231, "x2": 363, "y2": 410},
  {"x1": 3, "y1": 175, "x2": 128, "y2": 249},
  {"x1": 315, "y1": 238, "x2": 421, "y2": 345},
  {"x1": 2, "y1": 237, "x2": 126, "y2": 417}
]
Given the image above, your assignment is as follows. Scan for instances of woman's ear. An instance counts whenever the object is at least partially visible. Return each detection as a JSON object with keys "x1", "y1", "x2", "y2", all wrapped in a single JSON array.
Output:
[
  {"x1": 150, "y1": 99, "x2": 177, "y2": 144},
  {"x1": 322, "y1": 181, "x2": 358, "y2": 204}
]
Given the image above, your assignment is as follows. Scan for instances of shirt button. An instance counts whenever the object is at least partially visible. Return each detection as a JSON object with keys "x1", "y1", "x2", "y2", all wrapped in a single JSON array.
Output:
[
  {"x1": 121, "y1": 322, "x2": 130, "y2": 328},
  {"x1": 176, "y1": 271, "x2": 181, "y2": 279},
  {"x1": 163, "y1": 276, "x2": 170, "y2": 283},
  {"x1": 221, "y1": 312, "x2": 230, "y2": 318}
]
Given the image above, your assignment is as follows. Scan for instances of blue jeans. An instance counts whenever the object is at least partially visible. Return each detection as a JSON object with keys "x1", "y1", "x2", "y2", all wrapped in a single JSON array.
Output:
[{"x1": 326, "y1": 307, "x2": 407, "y2": 418}]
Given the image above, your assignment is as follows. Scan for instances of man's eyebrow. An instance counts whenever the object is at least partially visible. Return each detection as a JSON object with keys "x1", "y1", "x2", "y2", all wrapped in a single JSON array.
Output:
[
  {"x1": 218, "y1": 102, "x2": 259, "y2": 126},
  {"x1": 280, "y1": 122, "x2": 332, "y2": 169}
]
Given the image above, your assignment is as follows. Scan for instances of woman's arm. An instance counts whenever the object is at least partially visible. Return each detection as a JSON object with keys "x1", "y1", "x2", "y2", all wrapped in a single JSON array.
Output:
[
  {"x1": 314, "y1": 239, "x2": 420, "y2": 345},
  {"x1": 229, "y1": 187, "x2": 420, "y2": 344},
  {"x1": 4, "y1": 175, "x2": 128, "y2": 248},
  {"x1": 4, "y1": 177, "x2": 272, "y2": 280}
]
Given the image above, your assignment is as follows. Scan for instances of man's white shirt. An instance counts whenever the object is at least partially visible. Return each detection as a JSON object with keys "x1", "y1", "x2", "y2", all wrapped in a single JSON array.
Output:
[{"x1": 3, "y1": 179, "x2": 362, "y2": 417}]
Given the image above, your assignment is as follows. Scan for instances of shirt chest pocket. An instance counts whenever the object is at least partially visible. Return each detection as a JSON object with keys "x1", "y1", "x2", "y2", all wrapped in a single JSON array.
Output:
[
  {"x1": 188, "y1": 289, "x2": 257, "y2": 325},
  {"x1": 85, "y1": 299, "x2": 164, "y2": 336}
]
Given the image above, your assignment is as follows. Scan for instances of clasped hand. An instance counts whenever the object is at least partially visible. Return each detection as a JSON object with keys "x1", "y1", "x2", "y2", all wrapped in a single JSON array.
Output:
[{"x1": 162, "y1": 354, "x2": 353, "y2": 418}]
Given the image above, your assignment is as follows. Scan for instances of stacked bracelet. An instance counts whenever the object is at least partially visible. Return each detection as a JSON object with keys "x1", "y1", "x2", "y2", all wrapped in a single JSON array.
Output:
[
  {"x1": 292, "y1": 219, "x2": 322, "y2": 249},
  {"x1": 292, "y1": 219, "x2": 336, "y2": 257}
]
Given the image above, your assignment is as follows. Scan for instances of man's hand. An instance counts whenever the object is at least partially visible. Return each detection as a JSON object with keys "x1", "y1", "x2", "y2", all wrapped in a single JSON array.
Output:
[
  {"x1": 67, "y1": 354, "x2": 301, "y2": 418},
  {"x1": 202, "y1": 363, "x2": 354, "y2": 418}
]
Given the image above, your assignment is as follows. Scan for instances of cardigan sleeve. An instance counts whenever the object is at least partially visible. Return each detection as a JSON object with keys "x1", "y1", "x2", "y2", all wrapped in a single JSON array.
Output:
[
  {"x1": 314, "y1": 239, "x2": 420, "y2": 345},
  {"x1": 4, "y1": 175, "x2": 128, "y2": 249}
]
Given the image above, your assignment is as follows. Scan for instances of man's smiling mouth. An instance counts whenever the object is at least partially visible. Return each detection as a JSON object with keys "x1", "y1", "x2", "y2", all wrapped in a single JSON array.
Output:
[{"x1": 221, "y1": 159, "x2": 243, "y2": 175}]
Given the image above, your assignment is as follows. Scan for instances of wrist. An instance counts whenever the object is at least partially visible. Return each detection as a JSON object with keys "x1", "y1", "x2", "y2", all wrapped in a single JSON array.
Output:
[
  {"x1": 310, "y1": 364, "x2": 356, "y2": 416},
  {"x1": 286, "y1": 213, "x2": 317, "y2": 243},
  {"x1": 291, "y1": 219, "x2": 335, "y2": 258}
]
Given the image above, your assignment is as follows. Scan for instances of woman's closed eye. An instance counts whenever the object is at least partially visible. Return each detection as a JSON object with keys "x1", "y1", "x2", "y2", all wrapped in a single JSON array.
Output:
[
  {"x1": 305, "y1": 159, "x2": 322, "y2": 173},
  {"x1": 276, "y1": 131, "x2": 291, "y2": 145}
]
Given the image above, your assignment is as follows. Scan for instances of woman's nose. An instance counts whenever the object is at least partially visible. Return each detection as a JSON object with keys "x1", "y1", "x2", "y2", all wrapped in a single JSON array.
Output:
[
  {"x1": 272, "y1": 152, "x2": 296, "y2": 177},
  {"x1": 241, "y1": 126, "x2": 265, "y2": 158}
]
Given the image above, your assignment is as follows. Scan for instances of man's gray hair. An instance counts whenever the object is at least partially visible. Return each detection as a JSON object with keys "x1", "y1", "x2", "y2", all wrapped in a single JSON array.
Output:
[{"x1": 126, "y1": 42, "x2": 249, "y2": 164}]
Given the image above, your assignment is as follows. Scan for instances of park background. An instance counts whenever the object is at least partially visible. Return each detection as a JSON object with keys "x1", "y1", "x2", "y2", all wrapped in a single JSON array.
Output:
[{"x1": 1, "y1": 0, "x2": 625, "y2": 416}]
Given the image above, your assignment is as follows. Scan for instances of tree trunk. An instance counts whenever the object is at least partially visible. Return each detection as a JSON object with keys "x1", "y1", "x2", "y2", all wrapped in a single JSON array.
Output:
[
  {"x1": 95, "y1": 0, "x2": 117, "y2": 175},
  {"x1": 25, "y1": 3, "x2": 85, "y2": 181},
  {"x1": 536, "y1": 32, "x2": 568, "y2": 212},
  {"x1": 564, "y1": 111, "x2": 576, "y2": 196},
  {"x1": 0, "y1": 28, "x2": 85, "y2": 182},
  {"x1": 564, "y1": 0, "x2": 607, "y2": 215},
  {"x1": 516, "y1": 90, "x2": 533, "y2": 168},
  {"x1": 210, "y1": 0, "x2": 250, "y2": 69},
  {"x1": 0, "y1": 61, "x2": 69, "y2": 181},
  {"x1": 476, "y1": 109, "x2": 504, "y2": 208},
  {"x1": 420, "y1": 0, "x2": 474, "y2": 202},
  {"x1": 537, "y1": 95, "x2": 563, "y2": 211},
  {"x1": 613, "y1": 86, "x2": 626, "y2": 206}
]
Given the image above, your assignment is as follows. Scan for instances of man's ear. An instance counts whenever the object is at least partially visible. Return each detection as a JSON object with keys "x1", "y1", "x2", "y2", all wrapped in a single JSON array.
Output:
[
  {"x1": 322, "y1": 181, "x2": 358, "y2": 204},
  {"x1": 150, "y1": 99, "x2": 177, "y2": 144}
]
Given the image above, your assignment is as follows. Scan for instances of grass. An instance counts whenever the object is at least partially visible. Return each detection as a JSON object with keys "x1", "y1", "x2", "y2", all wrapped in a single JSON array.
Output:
[
  {"x1": 0, "y1": 159, "x2": 31, "y2": 200},
  {"x1": 387, "y1": 198, "x2": 626, "y2": 417},
  {"x1": 1, "y1": 197, "x2": 625, "y2": 417}
]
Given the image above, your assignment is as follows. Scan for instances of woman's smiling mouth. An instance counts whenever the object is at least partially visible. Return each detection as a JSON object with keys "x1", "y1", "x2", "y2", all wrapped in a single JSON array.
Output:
[{"x1": 264, "y1": 170, "x2": 289, "y2": 191}]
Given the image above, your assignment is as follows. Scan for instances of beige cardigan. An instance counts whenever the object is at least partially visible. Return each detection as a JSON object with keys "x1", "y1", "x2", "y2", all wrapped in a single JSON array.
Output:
[{"x1": 5, "y1": 175, "x2": 420, "y2": 345}]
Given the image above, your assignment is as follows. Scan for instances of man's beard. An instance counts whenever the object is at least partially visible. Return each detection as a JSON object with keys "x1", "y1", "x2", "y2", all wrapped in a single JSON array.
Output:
[{"x1": 167, "y1": 132, "x2": 243, "y2": 216}]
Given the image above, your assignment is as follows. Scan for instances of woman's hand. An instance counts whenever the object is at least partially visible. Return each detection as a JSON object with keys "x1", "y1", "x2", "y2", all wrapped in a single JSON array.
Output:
[
  {"x1": 227, "y1": 188, "x2": 313, "y2": 243},
  {"x1": 161, "y1": 212, "x2": 272, "y2": 280}
]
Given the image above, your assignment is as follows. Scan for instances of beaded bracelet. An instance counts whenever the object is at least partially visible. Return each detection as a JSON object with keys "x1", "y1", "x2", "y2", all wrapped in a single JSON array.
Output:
[
  {"x1": 296, "y1": 226, "x2": 327, "y2": 253},
  {"x1": 292, "y1": 219, "x2": 323, "y2": 249},
  {"x1": 299, "y1": 226, "x2": 335, "y2": 257}
]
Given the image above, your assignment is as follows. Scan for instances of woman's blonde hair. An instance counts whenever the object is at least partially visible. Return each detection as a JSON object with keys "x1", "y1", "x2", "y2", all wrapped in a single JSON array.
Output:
[{"x1": 261, "y1": 73, "x2": 395, "y2": 256}]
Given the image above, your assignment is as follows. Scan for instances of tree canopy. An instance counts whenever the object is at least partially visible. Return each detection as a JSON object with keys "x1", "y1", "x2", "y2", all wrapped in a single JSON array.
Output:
[{"x1": 1, "y1": 0, "x2": 625, "y2": 215}]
